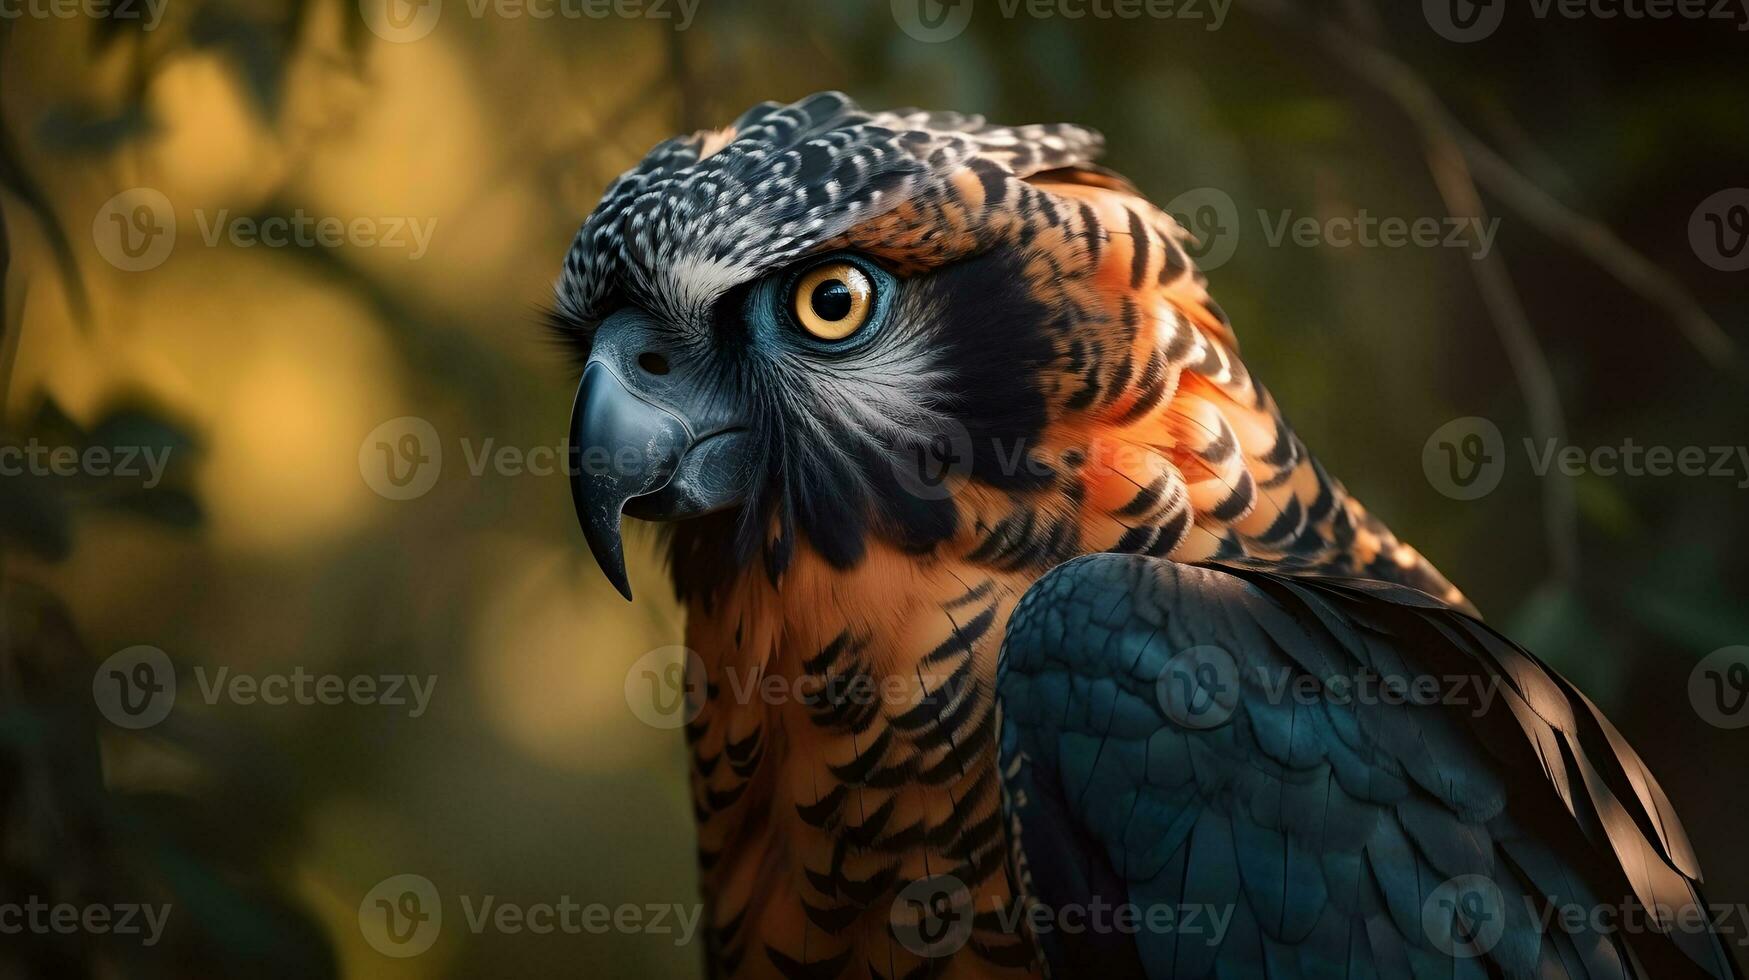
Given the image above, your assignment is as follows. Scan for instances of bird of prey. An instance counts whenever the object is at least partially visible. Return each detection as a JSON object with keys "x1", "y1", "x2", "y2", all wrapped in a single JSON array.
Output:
[{"x1": 550, "y1": 92, "x2": 1738, "y2": 980}]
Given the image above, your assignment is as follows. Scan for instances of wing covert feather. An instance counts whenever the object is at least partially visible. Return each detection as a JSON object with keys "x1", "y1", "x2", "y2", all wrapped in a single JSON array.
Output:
[{"x1": 997, "y1": 555, "x2": 1740, "y2": 980}]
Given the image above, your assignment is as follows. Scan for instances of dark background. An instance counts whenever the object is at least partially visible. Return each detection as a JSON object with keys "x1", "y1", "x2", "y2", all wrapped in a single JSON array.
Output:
[{"x1": 1, "y1": 0, "x2": 1745, "y2": 975}]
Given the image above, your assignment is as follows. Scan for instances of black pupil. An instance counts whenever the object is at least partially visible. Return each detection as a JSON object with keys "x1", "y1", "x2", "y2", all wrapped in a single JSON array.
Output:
[{"x1": 810, "y1": 279, "x2": 853, "y2": 322}]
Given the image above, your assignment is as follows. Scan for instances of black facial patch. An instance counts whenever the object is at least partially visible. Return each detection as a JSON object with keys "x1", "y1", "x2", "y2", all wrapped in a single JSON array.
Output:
[
  {"x1": 667, "y1": 244, "x2": 1059, "y2": 601},
  {"x1": 911, "y1": 245, "x2": 1057, "y2": 492}
]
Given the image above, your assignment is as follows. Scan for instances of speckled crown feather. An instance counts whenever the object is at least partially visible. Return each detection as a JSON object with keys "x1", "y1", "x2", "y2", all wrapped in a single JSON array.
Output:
[{"x1": 556, "y1": 91, "x2": 1103, "y2": 326}]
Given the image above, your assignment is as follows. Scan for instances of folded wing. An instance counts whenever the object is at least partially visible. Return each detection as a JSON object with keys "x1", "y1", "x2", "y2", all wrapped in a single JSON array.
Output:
[{"x1": 996, "y1": 554, "x2": 1740, "y2": 980}]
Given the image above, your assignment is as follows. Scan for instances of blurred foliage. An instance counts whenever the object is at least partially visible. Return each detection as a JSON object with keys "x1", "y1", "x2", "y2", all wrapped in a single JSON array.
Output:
[
  {"x1": 0, "y1": 395, "x2": 201, "y2": 559},
  {"x1": 0, "y1": 0, "x2": 1744, "y2": 976},
  {"x1": 1, "y1": 151, "x2": 336, "y2": 976}
]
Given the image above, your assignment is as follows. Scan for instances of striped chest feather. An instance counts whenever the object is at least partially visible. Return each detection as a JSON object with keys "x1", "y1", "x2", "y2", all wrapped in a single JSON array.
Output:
[{"x1": 682, "y1": 545, "x2": 1041, "y2": 980}]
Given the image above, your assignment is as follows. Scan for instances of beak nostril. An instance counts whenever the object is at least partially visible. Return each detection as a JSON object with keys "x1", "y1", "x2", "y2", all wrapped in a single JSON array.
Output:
[{"x1": 637, "y1": 352, "x2": 670, "y2": 376}]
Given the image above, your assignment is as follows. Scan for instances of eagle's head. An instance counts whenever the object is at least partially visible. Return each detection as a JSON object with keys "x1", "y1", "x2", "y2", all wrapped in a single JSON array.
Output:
[{"x1": 550, "y1": 91, "x2": 1461, "y2": 612}]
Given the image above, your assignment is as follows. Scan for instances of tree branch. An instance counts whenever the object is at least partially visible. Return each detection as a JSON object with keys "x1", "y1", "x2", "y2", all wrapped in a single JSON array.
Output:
[
  {"x1": 1253, "y1": 0, "x2": 1585, "y2": 585},
  {"x1": 1240, "y1": 0, "x2": 1735, "y2": 369},
  {"x1": 1424, "y1": 132, "x2": 1580, "y2": 583}
]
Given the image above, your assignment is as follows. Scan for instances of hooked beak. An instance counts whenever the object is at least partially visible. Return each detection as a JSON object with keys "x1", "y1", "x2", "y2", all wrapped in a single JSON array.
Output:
[{"x1": 568, "y1": 310, "x2": 752, "y2": 600}]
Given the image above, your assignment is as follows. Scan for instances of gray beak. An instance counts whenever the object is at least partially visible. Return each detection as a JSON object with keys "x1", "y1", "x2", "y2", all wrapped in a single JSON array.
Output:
[{"x1": 568, "y1": 309, "x2": 752, "y2": 600}]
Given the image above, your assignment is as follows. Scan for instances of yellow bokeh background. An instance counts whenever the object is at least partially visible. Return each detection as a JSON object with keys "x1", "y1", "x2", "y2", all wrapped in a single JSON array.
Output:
[{"x1": 3, "y1": 2, "x2": 1745, "y2": 977}]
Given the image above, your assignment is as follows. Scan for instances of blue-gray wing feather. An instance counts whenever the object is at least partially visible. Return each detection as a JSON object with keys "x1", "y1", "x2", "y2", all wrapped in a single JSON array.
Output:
[{"x1": 997, "y1": 555, "x2": 1739, "y2": 980}]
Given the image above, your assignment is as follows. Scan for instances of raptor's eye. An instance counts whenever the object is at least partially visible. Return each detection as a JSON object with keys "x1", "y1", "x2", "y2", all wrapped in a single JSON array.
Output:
[{"x1": 792, "y1": 262, "x2": 873, "y2": 341}]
